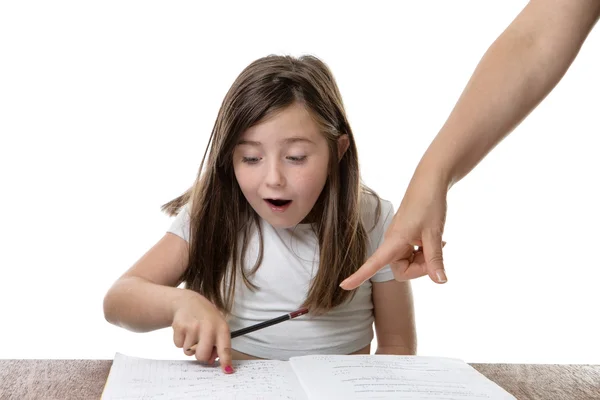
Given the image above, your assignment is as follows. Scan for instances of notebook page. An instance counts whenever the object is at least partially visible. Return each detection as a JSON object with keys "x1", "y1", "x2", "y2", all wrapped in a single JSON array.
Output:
[
  {"x1": 289, "y1": 355, "x2": 515, "y2": 400},
  {"x1": 102, "y1": 353, "x2": 308, "y2": 400}
]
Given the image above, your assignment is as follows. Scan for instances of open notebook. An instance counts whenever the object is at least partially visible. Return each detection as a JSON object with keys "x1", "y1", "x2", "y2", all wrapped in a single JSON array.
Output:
[{"x1": 102, "y1": 353, "x2": 515, "y2": 399}]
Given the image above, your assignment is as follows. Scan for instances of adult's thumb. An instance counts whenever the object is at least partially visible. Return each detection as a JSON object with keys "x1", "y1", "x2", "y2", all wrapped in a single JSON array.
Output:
[{"x1": 423, "y1": 230, "x2": 446, "y2": 283}]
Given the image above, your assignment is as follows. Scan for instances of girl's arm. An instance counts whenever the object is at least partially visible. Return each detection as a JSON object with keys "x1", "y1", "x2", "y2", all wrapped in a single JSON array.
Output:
[
  {"x1": 103, "y1": 232, "x2": 192, "y2": 332},
  {"x1": 103, "y1": 232, "x2": 234, "y2": 372},
  {"x1": 372, "y1": 280, "x2": 417, "y2": 355}
]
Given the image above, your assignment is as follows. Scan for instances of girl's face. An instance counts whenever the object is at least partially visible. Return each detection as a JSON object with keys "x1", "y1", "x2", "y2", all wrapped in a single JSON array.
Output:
[{"x1": 233, "y1": 102, "x2": 344, "y2": 229}]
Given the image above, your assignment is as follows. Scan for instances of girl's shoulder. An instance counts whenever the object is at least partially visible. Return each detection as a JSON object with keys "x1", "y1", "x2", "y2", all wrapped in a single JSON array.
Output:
[
  {"x1": 167, "y1": 203, "x2": 192, "y2": 243},
  {"x1": 359, "y1": 190, "x2": 396, "y2": 282},
  {"x1": 359, "y1": 190, "x2": 394, "y2": 234}
]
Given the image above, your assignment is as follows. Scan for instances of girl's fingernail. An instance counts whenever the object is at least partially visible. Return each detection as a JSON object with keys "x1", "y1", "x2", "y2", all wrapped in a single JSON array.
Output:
[{"x1": 225, "y1": 365, "x2": 234, "y2": 374}]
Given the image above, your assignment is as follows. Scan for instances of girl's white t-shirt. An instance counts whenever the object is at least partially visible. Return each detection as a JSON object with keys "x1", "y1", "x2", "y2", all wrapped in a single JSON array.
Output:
[{"x1": 168, "y1": 194, "x2": 395, "y2": 360}]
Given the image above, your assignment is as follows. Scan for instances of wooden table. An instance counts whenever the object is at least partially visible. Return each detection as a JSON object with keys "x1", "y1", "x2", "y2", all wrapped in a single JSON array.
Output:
[{"x1": 0, "y1": 360, "x2": 598, "y2": 399}]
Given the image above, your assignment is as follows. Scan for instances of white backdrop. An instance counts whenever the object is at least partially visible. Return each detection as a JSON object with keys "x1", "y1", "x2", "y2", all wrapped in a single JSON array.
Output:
[{"x1": 1, "y1": 1, "x2": 598, "y2": 364}]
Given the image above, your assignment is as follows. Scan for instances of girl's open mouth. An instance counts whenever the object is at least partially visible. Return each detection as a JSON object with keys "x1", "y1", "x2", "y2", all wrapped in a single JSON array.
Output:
[{"x1": 265, "y1": 199, "x2": 292, "y2": 211}]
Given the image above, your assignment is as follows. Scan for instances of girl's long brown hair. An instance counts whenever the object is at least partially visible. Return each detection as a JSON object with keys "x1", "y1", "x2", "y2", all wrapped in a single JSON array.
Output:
[{"x1": 162, "y1": 55, "x2": 380, "y2": 315}]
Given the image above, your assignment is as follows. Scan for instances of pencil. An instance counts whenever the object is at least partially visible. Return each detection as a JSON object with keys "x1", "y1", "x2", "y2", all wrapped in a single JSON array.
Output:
[{"x1": 187, "y1": 308, "x2": 309, "y2": 352}]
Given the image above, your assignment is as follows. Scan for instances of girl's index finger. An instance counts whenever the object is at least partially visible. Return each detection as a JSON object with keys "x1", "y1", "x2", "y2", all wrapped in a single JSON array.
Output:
[{"x1": 216, "y1": 332, "x2": 234, "y2": 374}]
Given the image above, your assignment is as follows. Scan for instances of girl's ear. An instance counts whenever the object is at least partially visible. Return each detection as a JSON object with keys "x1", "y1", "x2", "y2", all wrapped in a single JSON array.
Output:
[{"x1": 337, "y1": 134, "x2": 350, "y2": 161}]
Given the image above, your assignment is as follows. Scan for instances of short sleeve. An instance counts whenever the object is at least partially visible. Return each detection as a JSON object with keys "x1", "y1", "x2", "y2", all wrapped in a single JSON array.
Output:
[
  {"x1": 368, "y1": 199, "x2": 396, "y2": 283},
  {"x1": 167, "y1": 204, "x2": 191, "y2": 243}
]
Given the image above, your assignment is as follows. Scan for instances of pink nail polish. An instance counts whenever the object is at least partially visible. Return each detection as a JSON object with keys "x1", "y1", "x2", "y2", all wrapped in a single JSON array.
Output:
[{"x1": 225, "y1": 365, "x2": 234, "y2": 374}]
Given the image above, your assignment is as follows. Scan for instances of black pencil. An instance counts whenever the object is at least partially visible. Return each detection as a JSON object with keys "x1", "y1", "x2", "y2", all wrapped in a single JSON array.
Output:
[{"x1": 187, "y1": 308, "x2": 309, "y2": 352}]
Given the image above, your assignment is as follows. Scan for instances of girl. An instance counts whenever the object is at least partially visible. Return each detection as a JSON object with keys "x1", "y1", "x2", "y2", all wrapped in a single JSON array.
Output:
[{"x1": 103, "y1": 55, "x2": 416, "y2": 375}]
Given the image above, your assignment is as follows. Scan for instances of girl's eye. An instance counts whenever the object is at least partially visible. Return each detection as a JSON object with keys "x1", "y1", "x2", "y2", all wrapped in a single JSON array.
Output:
[
  {"x1": 287, "y1": 156, "x2": 307, "y2": 163},
  {"x1": 242, "y1": 157, "x2": 260, "y2": 164}
]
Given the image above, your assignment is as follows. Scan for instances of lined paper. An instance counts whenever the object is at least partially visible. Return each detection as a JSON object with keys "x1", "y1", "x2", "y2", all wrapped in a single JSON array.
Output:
[
  {"x1": 289, "y1": 355, "x2": 515, "y2": 399},
  {"x1": 102, "y1": 353, "x2": 307, "y2": 400}
]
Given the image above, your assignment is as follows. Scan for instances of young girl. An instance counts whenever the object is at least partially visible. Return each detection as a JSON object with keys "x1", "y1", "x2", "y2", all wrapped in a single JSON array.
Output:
[{"x1": 103, "y1": 54, "x2": 416, "y2": 375}]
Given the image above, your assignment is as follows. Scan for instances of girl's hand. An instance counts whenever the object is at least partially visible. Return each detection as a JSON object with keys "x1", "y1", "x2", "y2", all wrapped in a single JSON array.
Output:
[{"x1": 171, "y1": 291, "x2": 234, "y2": 374}]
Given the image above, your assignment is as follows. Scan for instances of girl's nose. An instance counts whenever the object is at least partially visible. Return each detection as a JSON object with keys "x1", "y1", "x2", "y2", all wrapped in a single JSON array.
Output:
[{"x1": 265, "y1": 161, "x2": 286, "y2": 187}]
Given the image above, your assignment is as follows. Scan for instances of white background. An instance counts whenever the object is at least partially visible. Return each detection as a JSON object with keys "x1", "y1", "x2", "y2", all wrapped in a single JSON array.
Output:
[{"x1": 1, "y1": 1, "x2": 598, "y2": 364}]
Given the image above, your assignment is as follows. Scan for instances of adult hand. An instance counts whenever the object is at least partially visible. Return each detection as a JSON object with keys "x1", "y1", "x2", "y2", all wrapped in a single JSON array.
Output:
[{"x1": 341, "y1": 171, "x2": 448, "y2": 289}]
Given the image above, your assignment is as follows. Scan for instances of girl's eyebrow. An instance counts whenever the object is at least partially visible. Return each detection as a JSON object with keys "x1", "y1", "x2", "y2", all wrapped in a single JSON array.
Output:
[
  {"x1": 283, "y1": 137, "x2": 315, "y2": 145},
  {"x1": 237, "y1": 139, "x2": 261, "y2": 146},
  {"x1": 237, "y1": 137, "x2": 316, "y2": 146}
]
